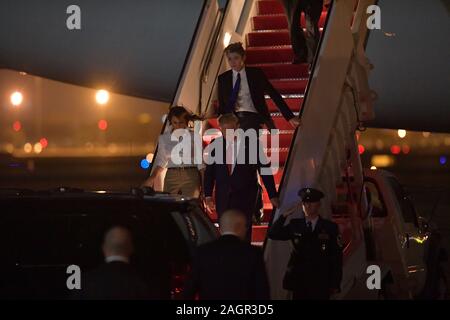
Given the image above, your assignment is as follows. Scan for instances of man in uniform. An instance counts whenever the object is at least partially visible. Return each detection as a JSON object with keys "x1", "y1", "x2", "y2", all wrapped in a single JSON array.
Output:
[{"x1": 267, "y1": 187, "x2": 343, "y2": 299}]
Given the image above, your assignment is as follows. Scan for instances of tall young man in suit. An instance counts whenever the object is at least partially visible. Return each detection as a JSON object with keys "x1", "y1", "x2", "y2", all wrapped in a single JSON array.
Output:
[
  {"x1": 183, "y1": 209, "x2": 270, "y2": 300},
  {"x1": 217, "y1": 42, "x2": 301, "y2": 131},
  {"x1": 217, "y1": 43, "x2": 298, "y2": 223},
  {"x1": 204, "y1": 113, "x2": 279, "y2": 241}
]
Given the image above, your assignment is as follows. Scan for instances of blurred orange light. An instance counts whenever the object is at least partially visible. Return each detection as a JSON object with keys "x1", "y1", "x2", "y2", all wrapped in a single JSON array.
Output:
[
  {"x1": 391, "y1": 145, "x2": 401, "y2": 155},
  {"x1": 13, "y1": 121, "x2": 21, "y2": 132},
  {"x1": 34, "y1": 143, "x2": 43, "y2": 154},
  {"x1": 96, "y1": 90, "x2": 110, "y2": 105},
  {"x1": 10, "y1": 91, "x2": 23, "y2": 106},
  {"x1": 98, "y1": 119, "x2": 108, "y2": 131},
  {"x1": 23, "y1": 143, "x2": 32, "y2": 153}
]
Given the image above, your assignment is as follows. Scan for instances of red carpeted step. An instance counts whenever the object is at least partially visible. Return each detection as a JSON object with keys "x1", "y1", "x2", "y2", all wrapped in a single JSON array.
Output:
[
  {"x1": 250, "y1": 63, "x2": 309, "y2": 79},
  {"x1": 253, "y1": 11, "x2": 328, "y2": 31},
  {"x1": 272, "y1": 115, "x2": 297, "y2": 131},
  {"x1": 257, "y1": 0, "x2": 285, "y2": 15},
  {"x1": 247, "y1": 29, "x2": 322, "y2": 47},
  {"x1": 267, "y1": 97, "x2": 303, "y2": 112},
  {"x1": 246, "y1": 46, "x2": 294, "y2": 64},
  {"x1": 247, "y1": 30, "x2": 290, "y2": 47},
  {"x1": 252, "y1": 225, "x2": 269, "y2": 244},
  {"x1": 270, "y1": 79, "x2": 308, "y2": 94},
  {"x1": 264, "y1": 146, "x2": 289, "y2": 165},
  {"x1": 263, "y1": 131, "x2": 294, "y2": 149}
]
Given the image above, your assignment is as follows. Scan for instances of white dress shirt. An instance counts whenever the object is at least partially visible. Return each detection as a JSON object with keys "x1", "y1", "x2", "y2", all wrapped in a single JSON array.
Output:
[
  {"x1": 232, "y1": 68, "x2": 258, "y2": 113},
  {"x1": 154, "y1": 129, "x2": 204, "y2": 170}
]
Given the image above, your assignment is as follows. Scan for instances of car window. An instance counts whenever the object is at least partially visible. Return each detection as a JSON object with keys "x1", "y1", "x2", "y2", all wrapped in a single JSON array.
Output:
[
  {"x1": 365, "y1": 180, "x2": 387, "y2": 217},
  {"x1": 0, "y1": 199, "x2": 192, "y2": 299},
  {"x1": 0, "y1": 214, "x2": 72, "y2": 299},
  {"x1": 387, "y1": 177, "x2": 418, "y2": 226}
]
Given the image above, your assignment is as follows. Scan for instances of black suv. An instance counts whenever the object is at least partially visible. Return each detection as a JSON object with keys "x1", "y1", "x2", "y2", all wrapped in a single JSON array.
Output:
[{"x1": 0, "y1": 188, "x2": 218, "y2": 299}]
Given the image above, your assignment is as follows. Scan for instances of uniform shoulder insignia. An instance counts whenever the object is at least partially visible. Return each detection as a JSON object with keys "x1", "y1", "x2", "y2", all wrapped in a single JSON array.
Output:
[{"x1": 337, "y1": 234, "x2": 343, "y2": 248}]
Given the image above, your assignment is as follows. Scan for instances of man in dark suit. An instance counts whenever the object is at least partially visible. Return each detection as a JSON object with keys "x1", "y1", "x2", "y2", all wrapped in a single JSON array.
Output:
[
  {"x1": 217, "y1": 42, "x2": 301, "y2": 131},
  {"x1": 204, "y1": 113, "x2": 279, "y2": 241},
  {"x1": 183, "y1": 209, "x2": 270, "y2": 300},
  {"x1": 268, "y1": 188, "x2": 343, "y2": 300},
  {"x1": 74, "y1": 226, "x2": 150, "y2": 300},
  {"x1": 280, "y1": 0, "x2": 324, "y2": 64}
]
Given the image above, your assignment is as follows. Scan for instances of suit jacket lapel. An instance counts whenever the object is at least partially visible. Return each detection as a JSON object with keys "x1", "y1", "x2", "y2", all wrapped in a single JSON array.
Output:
[
  {"x1": 223, "y1": 137, "x2": 233, "y2": 177},
  {"x1": 244, "y1": 67, "x2": 258, "y2": 106},
  {"x1": 225, "y1": 70, "x2": 233, "y2": 102}
]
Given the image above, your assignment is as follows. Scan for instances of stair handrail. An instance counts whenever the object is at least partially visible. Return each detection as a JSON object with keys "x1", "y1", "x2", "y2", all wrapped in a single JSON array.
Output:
[{"x1": 263, "y1": 0, "x2": 377, "y2": 299}]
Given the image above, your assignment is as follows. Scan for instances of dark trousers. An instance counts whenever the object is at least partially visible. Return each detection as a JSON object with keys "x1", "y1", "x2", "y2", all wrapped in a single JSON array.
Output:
[
  {"x1": 234, "y1": 111, "x2": 264, "y2": 225},
  {"x1": 281, "y1": 0, "x2": 324, "y2": 63},
  {"x1": 234, "y1": 111, "x2": 263, "y2": 131}
]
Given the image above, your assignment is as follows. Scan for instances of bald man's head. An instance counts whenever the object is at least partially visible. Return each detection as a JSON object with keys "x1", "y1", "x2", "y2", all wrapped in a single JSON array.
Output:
[
  {"x1": 102, "y1": 226, "x2": 134, "y2": 259},
  {"x1": 219, "y1": 210, "x2": 247, "y2": 240}
]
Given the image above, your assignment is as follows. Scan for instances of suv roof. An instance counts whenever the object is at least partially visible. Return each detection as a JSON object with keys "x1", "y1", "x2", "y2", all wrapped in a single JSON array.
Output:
[{"x1": 0, "y1": 187, "x2": 196, "y2": 202}]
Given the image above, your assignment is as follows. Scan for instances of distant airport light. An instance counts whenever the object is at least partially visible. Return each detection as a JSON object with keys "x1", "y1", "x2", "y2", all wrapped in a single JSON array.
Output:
[
  {"x1": 370, "y1": 166, "x2": 377, "y2": 170},
  {"x1": 107, "y1": 143, "x2": 118, "y2": 153},
  {"x1": 390, "y1": 145, "x2": 401, "y2": 155},
  {"x1": 371, "y1": 155, "x2": 395, "y2": 168},
  {"x1": 223, "y1": 32, "x2": 232, "y2": 47},
  {"x1": 375, "y1": 139, "x2": 384, "y2": 150},
  {"x1": 23, "y1": 143, "x2": 32, "y2": 154},
  {"x1": 40, "y1": 138, "x2": 48, "y2": 148},
  {"x1": 5, "y1": 144, "x2": 14, "y2": 154},
  {"x1": 140, "y1": 159, "x2": 150, "y2": 169},
  {"x1": 146, "y1": 153, "x2": 154, "y2": 163},
  {"x1": 13, "y1": 121, "x2": 22, "y2": 132},
  {"x1": 95, "y1": 89, "x2": 110, "y2": 105},
  {"x1": 98, "y1": 119, "x2": 108, "y2": 131},
  {"x1": 397, "y1": 129, "x2": 407, "y2": 139},
  {"x1": 10, "y1": 91, "x2": 23, "y2": 106},
  {"x1": 440, "y1": 156, "x2": 447, "y2": 165},
  {"x1": 402, "y1": 144, "x2": 410, "y2": 154},
  {"x1": 422, "y1": 132, "x2": 431, "y2": 138},
  {"x1": 138, "y1": 113, "x2": 151, "y2": 124},
  {"x1": 358, "y1": 144, "x2": 365, "y2": 154},
  {"x1": 445, "y1": 137, "x2": 450, "y2": 146},
  {"x1": 34, "y1": 143, "x2": 43, "y2": 154}
]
